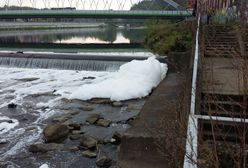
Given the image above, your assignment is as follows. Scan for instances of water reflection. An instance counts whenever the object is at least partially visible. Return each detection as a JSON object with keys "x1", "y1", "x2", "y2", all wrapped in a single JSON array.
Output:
[{"x1": 0, "y1": 26, "x2": 145, "y2": 44}]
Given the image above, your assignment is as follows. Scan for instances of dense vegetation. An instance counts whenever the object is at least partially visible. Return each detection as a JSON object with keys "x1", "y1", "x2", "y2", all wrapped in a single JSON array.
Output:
[
  {"x1": 145, "y1": 20, "x2": 193, "y2": 55},
  {"x1": 131, "y1": 0, "x2": 170, "y2": 10}
]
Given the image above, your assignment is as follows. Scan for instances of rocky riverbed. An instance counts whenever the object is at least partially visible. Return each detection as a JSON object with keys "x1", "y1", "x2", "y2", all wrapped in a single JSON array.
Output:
[
  {"x1": 0, "y1": 89, "x2": 145, "y2": 168},
  {"x1": 0, "y1": 69, "x2": 146, "y2": 168},
  {"x1": 0, "y1": 57, "x2": 167, "y2": 168}
]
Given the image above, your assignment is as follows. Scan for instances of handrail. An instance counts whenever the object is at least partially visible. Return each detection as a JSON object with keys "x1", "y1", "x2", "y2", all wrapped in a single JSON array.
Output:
[{"x1": 183, "y1": 16, "x2": 200, "y2": 168}]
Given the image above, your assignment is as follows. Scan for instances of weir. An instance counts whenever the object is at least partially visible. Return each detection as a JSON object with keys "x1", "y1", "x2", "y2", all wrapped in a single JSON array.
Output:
[
  {"x1": 0, "y1": 57, "x2": 124, "y2": 71},
  {"x1": 0, "y1": 52, "x2": 166, "y2": 71}
]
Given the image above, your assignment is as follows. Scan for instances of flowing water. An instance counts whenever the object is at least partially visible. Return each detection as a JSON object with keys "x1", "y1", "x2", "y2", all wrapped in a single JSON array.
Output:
[{"x1": 0, "y1": 23, "x2": 151, "y2": 168}]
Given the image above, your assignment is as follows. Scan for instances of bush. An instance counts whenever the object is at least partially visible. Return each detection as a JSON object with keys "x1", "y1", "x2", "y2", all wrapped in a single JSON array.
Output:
[{"x1": 145, "y1": 20, "x2": 193, "y2": 55}]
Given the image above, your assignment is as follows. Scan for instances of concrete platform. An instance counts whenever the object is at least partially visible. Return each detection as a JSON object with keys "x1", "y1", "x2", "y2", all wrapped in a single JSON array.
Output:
[{"x1": 202, "y1": 57, "x2": 248, "y2": 95}]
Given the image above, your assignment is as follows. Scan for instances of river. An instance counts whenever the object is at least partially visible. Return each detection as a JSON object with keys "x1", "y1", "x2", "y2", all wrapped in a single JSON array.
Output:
[{"x1": 0, "y1": 23, "x2": 161, "y2": 168}]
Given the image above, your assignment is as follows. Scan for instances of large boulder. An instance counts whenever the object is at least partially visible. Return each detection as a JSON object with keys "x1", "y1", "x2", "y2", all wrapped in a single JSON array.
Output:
[
  {"x1": 43, "y1": 123, "x2": 69, "y2": 143},
  {"x1": 29, "y1": 143, "x2": 64, "y2": 153},
  {"x1": 80, "y1": 135, "x2": 98, "y2": 149}
]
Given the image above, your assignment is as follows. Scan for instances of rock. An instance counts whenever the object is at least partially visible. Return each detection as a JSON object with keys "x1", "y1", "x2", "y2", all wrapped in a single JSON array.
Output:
[
  {"x1": 86, "y1": 114, "x2": 102, "y2": 124},
  {"x1": 80, "y1": 135, "x2": 98, "y2": 149},
  {"x1": 17, "y1": 77, "x2": 39, "y2": 82},
  {"x1": 112, "y1": 132, "x2": 122, "y2": 145},
  {"x1": 0, "y1": 162, "x2": 7, "y2": 167},
  {"x1": 69, "y1": 111, "x2": 80, "y2": 116},
  {"x1": 80, "y1": 106, "x2": 94, "y2": 111},
  {"x1": 52, "y1": 116, "x2": 70, "y2": 123},
  {"x1": 88, "y1": 98, "x2": 111, "y2": 104},
  {"x1": 63, "y1": 146, "x2": 79, "y2": 152},
  {"x1": 96, "y1": 156, "x2": 112, "y2": 167},
  {"x1": 0, "y1": 139, "x2": 8, "y2": 145},
  {"x1": 96, "y1": 119, "x2": 111, "y2": 127},
  {"x1": 43, "y1": 123, "x2": 69, "y2": 143},
  {"x1": 30, "y1": 91, "x2": 57, "y2": 97},
  {"x1": 82, "y1": 150, "x2": 97, "y2": 158},
  {"x1": 112, "y1": 101, "x2": 123, "y2": 107},
  {"x1": 8, "y1": 103, "x2": 17, "y2": 109},
  {"x1": 127, "y1": 104, "x2": 141, "y2": 113},
  {"x1": 0, "y1": 120, "x2": 13, "y2": 123},
  {"x1": 29, "y1": 143, "x2": 64, "y2": 153},
  {"x1": 83, "y1": 76, "x2": 96, "y2": 80},
  {"x1": 68, "y1": 123, "x2": 81, "y2": 130},
  {"x1": 69, "y1": 134, "x2": 81, "y2": 140},
  {"x1": 17, "y1": 51, "x2": 23, "y2": 54},
  {"x1": 72, "y1": 130, "x2": 84, "y2": 135}
]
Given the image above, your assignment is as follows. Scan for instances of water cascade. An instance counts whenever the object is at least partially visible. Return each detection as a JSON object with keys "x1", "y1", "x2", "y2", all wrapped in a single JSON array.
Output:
[{"x1": 0, "y1": 56, "x2": 125, "y2": 71}]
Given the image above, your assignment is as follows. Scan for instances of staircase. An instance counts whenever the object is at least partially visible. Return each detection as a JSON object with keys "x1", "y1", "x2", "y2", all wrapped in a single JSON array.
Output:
[{"x1": 198, "y1": 25, "x2": 248, "y2": 167}]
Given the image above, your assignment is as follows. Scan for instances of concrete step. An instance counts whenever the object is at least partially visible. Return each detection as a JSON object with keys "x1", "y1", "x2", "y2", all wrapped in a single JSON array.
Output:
[{"x1": 199, "y1": 119, "x2": 248, "y2": 143}]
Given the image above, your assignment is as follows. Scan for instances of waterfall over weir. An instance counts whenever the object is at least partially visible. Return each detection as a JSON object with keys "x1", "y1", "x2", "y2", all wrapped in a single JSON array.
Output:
[{"x1": 0, "y1": 56, "x2": 125, "y2": 72}]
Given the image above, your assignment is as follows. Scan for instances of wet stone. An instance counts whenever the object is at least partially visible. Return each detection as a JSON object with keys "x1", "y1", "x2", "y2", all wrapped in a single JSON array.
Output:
[
  {"x1": 8, "y1": 103, "x2": 17, "y2": 109},
  {"x1": 80, "y1": 105, "x2": 94, "y2": 111},
  {"x1": 112, "y1": 132, "x2": 122, "y2": 145},
  {"x1": 69, "y1": 111, "x2": 80, "y2": 116},
  {"x1": 69, "y1": 134, "x2": 81, "y2": 141},
  {"x1": 82, "y1": 150, "x2": 97, "y2": 158},
  {"x1": 0, "y1": 139, "x2": 8, "y2": 145},
  {"x1": 80, "y1": 135, "x2": 98, "y2": 149},
  {"x1": 88, "y1": 98, "x2": 111, "y2": 104},
  {"x1": 96, "y1": 156, "x2": 112, "y2": 167},
  {"x1": 86, "y1": 114, "x2": 102, "y2": 124},
  {"x1": 112, "y1": 101, "x2": 123, "y2": 107},
  {"x1": 96, "y1": 119, "x2": 111, "y2": 127},
  {"x1": 17, "y1": 77, "x2": 39, "y2": 82},
  {"x1": 63, "y1": 146, "x2": 79, "y2": 152},
  {"x1": 30, "y1": 90, "x2": 57, "y2": 97},
  {"x1": 29, "y1": 143, "x2": 64, "y2": 153},
  {"x1": 83, "y1": 76, "x2": 96, "y2": 80},
  {"x1": 127, "y1": 104, "x2": 141, "y2": 113},
  {"x1": 0, "y1": 120, "x2": 13, "y2": 123},
  {"x1": 43, "y1": 123, "x2": 69, "y2": 143},
  {"x1": 68, "y1": 123, "x2": 81, "y2": 130},
  {"x1": 0, "y1": 162, "x2": 8, "y2": 167},
  {"x1": 52, "y1": 116, "x2": 70, "y2": 123},
  {"x1": 72, "y1": 130, "x2": 84, "y2": 135}
]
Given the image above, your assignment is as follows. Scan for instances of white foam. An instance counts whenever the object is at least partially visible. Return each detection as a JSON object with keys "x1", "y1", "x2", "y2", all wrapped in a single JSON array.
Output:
[
  {"x1": 0, "y1": 116, "x2": 19, "y2": 135},
  {"x1": 69, "y1": 57, "x2": 167, "y2": 101},
  {"x1": 0, "y1": 57, "x2": 167, "y2": 104},
  {"x1": 39, "y1": 164, "x2": 49, "y2": 168}
]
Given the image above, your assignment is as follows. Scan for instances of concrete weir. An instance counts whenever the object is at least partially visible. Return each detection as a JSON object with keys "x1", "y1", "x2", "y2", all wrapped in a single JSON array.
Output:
[{"x1": 0, "y1": 52, "x2": 166, "y2": 71}]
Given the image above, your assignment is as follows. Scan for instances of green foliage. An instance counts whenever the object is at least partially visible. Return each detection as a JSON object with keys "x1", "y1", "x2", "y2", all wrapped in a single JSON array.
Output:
[
  {"x1": 130, "y1": 0, "x2": 169, "y2": 10},
  {"x1": 145, "y1": 20, "x2": 193, "y2": 55}
]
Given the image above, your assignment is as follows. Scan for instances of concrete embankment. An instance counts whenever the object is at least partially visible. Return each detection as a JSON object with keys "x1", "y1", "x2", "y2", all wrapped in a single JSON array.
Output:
[
  {"x1": 118, "y1": 51, "x2": 192, "y2": 168},
  {"x1": 0, "y1": 22, "x2": 104, "y2": 30}
]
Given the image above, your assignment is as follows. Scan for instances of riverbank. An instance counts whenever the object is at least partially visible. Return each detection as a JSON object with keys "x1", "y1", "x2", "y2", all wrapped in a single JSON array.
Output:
[{"x1": 0, "y1": 22, "x2": 104, "y2": 30}]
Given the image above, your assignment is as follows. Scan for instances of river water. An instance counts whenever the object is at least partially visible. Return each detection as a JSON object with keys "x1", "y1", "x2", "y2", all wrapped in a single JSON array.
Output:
[
  {"x1": 0, "y1": 24, "x2": 154, "y2": 168},
  {"x1": 0, "y1": 26, "x2": 145, "y2": 44}
]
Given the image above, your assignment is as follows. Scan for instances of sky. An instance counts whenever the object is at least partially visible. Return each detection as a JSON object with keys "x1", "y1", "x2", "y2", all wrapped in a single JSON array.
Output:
[{"x1": 1, "y1": 0, "x2": 144, "y2": 10}]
